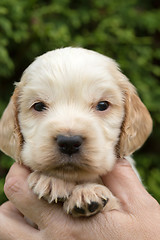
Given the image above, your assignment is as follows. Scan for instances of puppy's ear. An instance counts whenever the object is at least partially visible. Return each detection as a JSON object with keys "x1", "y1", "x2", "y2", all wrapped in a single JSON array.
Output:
[
  {"x1": 119, "y1": 84, "x2": 153, "y2": 157},
  {"x1": 0, "y1": 88, "x2": 23, "y2": 162}
]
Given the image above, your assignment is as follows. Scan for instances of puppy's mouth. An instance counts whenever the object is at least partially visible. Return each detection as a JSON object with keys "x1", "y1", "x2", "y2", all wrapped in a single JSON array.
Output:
[
  {"x1": 53, "y1": 154, "x2": 88, "y2": 172},
  {"x1": 49, "y1": 165, "x2": 95, "y2": 182},
  {"x1": 42, "y1": 153, "x2": 95, "y2": 181},
  {"x1": 54, "y1": 162, "x2": 81, "y2": 172}
]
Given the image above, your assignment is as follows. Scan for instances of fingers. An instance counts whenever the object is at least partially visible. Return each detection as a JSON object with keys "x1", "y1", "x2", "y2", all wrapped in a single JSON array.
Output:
[
  {"x1": 102, "y1": 159, "x2": 153, "y2": 212},
  {"x1": 4, "y1": 163, "x2": 57, "y2": 229},
  {"x1": 5, "y1": 162, "x2": 31, "y2": 182},
  {"x1": 0, "y1": 201, "x2": 38, "y2": 240}
]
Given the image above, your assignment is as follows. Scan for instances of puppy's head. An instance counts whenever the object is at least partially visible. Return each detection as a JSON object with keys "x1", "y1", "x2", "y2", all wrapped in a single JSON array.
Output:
[{"x1": 0, "y1": 48, "x2": 152, "y2": 181}]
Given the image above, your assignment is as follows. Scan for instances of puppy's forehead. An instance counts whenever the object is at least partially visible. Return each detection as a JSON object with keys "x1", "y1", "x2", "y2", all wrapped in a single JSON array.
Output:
[{"x1": 20, "y1": 48, "x2": 121, "y2": 102}]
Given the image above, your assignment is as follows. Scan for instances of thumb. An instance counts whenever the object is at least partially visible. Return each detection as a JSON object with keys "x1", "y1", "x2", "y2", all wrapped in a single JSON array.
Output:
[{"x1": 102, "y1": 159, "x2": 151, "y2": 210}]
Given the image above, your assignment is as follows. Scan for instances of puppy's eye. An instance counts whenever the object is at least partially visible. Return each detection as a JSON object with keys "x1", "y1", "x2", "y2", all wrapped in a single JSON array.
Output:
[
  {"x1": 33, "y1": 102, "x2": 47, "y2": 112},
  {"x1": 96, "y1": 101, "x2": 109, "y2": 111}
]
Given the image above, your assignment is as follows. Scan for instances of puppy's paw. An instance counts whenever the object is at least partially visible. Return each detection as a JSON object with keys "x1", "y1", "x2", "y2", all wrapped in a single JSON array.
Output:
[
  {"x1": 28, "y1": 172, "x2": 75, "y2": 203},
  {"x1": 63, "y1": 183, "x2": 119, "y2": 217}
]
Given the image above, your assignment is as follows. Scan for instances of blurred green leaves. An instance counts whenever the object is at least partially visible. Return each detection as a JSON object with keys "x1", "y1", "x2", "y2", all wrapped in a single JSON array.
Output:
[{"x1": 0, "y1": 0, "x2": 160, "y2": 203}]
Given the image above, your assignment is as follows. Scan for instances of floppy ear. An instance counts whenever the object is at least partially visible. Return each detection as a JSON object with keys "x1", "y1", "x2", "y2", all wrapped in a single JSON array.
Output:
[
  {"x1": 0, "y1": 88, "x2": 23, "y2": 162},
  {"x1": 119, "y1": 85, "x2": 153, "y2": 158}
]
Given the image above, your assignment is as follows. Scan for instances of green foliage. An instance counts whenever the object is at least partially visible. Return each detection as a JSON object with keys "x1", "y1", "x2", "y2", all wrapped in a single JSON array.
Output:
[
  {"x1": 136, "y1": 152, "x2": 160, "y2": 202},
  {"x1": 0, "y1": 0, "x2": 160, "y2": 204}
]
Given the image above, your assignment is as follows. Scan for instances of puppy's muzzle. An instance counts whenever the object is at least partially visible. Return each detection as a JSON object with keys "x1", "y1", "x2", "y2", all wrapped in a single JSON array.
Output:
[{"x1": 56, "y1": 135, "x2": 83, "y2": 156}]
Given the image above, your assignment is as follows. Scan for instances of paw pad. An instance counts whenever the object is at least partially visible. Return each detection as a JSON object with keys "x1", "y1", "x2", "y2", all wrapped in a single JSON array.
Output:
[
  {"x1": 88, "y1": 201, "x2": 99, "y2": 213},
  {"x1": 102, "y1": 198, "x2": 109, "y2": 207},
  {"x1": 73, "y1": 206, "x2": 86, "y2": 215}
]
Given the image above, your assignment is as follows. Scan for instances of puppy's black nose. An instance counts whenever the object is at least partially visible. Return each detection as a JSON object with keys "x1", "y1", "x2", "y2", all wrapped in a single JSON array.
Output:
[{"x1": 56, "y1": 135, "x2": 83, "y2": 156}]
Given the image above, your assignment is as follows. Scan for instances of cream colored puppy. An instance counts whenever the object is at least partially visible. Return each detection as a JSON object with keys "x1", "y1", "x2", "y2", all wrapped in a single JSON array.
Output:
[{"x1": 0, "y1": 47, "x2": 152, "y2": 217}]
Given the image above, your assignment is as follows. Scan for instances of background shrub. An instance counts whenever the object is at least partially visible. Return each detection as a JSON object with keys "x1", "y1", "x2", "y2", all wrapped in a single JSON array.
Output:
[{"x1": 0, "y1": 0, "x2": 160, "y2": 204}]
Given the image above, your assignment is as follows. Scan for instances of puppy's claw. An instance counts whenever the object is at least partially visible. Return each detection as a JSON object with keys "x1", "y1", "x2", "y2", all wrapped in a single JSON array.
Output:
[
  {"x1": 48, "y1": 196, "x2": 56, "y2": 204},
  {"x1": 38, "y1": 194, "x2": 43, "y2": 200},
  {"x1": 48, "y1": 198, "x2": 53, "y2": 204},
  {"x1": 66, "y1": 207, "x2": 70, "y2": 214}
]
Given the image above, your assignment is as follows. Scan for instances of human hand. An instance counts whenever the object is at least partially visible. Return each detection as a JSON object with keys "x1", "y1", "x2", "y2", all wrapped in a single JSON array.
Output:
[{"x1": 1, "y1": 160, "x2": 160, "y2": 240}]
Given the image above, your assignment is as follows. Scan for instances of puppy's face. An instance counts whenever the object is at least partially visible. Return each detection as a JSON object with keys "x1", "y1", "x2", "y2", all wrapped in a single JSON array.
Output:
[{"x1": 0, "y1": 48, "x2": 152, "y2": 182}]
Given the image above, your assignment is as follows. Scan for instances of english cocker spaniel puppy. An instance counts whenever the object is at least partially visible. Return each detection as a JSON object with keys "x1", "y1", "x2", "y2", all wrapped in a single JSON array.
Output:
[{"x1": 0, "y1": 47, "x2": 152, "y2": 217}]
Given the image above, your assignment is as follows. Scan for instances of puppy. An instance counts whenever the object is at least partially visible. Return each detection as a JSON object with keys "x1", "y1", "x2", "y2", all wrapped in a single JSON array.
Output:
[{"x1": 0, "y1": 47, "x2": 152, "y2": 217}]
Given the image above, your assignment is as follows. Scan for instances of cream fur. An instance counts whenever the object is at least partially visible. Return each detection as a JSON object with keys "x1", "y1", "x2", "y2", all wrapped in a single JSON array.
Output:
[{"x1": 0, "y1": 47, "x2": 152, "y2": 217}]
